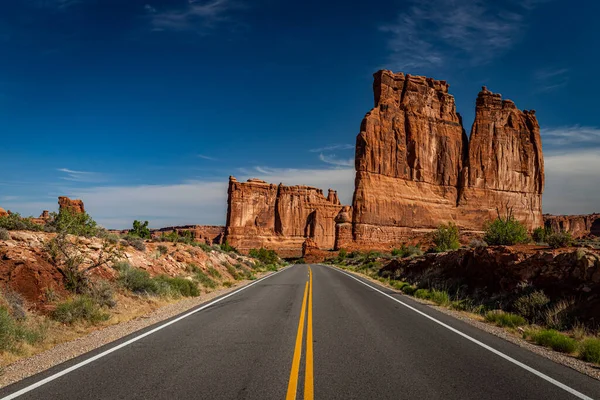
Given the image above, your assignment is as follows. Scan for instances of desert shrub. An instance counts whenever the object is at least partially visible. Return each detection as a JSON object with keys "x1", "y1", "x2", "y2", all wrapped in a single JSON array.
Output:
[
  {"x1": 546, "y1": 231, "x2": 573, "y2": 249},
  {"x1": 580, "y1": 338, "x2": 600, "y2": 364},
  {"x1": 198, "y1": 242, "x2": 212, "y2": 252},
  {"x1": 429, "y1": 289, "x2": 451, "y2": 306},
  {"x1": 469, "y1": 239, "x2": 488, "y2": 248},
  {"x1": 195, "y1": 271, "x2": 217, "y2": 289},
  {"x1": 526, "y1": 329, "x2": 577, "y2": 353},
  {"x1": 532, "y1": 226, "x2": 551, "y2": 243},
  {"x1": 117, "y1": 264, "x2": 159, "y2": 294},
  {"x1": 295, "y1": 258, "x2": 306, "y2": 265},
  {"x1": 125, "y1": 236, "x2": 146, "y2": 252},
  {"x1": 0, "y1": 228, "x2": 9, "y2": 240},
  {"x1": 338, "y1": 249, "x2": 347, "y2": 259},
  {"x1": 0, "y1": 213, "x2": 44, "y2": 232},
  {"x1": 485, "y1": 310, "x2": 526, "y2": 328},
  {"x1": 248, "y1": 248, "x2": 279, "y2": 265},
  {"x1": 102, "y1": 233, "x2": 120, "y2": 245},
  {"x1": 157, "y1": 245, "x2": 169, "y2": 255},
  {"x1": 414, "y1": 289, "x2": 431, "y2": 300},
  {"x1": 224, "y1": 263, "x2": 240, "y2": 280},
  {"x1": 208, "y1": 266, "x2": 222, "y2": 278},
  {"x1": 0, "y1": 306, "x2": 46, "y2": 351},
  {"x1": 220, "y1": 241, "x2": 237, "y2": 253},
  {"x1": 483, "y1": 214, "x2": 529, "y2": 246},
  {"x1": 392, "y1": 245, "x2": 423, "y2": 258},
  {"x1": 52, "y1": 296, "x2": 109, "y2": 325},
  {"x1": 266, "y1": 263, "x2": 278, "y2": 271},
  {"x1": 223, "y1": 281, "x2": 233, "y2": 288},
  {"x1": 402, "y1": 285, "x2": 417, "y2": 295},
  {"x1": 544, "y1": 299, "x2": 575, "y2": 330},
  {"x1": 130, "y1": 220, "x2": 151, "y2": 239},
  {"x1": 48, "y1": 208, "x2": 98, "y2": 237},
  {"x1": 513, "y1": 290, "x2": 549, "y2": 324},
  {"x1": 88, "y1": 280, "x2": 116, "y2": 308},
  {"x1": 433, "y1": 223, "x2": 460, "y2": 252},
  {"x1": 154, "y1": 276, "x2": 199, "y2": 297}
]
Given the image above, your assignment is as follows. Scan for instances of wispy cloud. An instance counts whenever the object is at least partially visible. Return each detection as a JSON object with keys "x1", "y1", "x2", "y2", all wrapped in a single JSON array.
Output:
[
  {"x1": 534, "y1": 67, "x2": 569, "y2": 92},
  {"x1": 146, "y1": 0, "x2": 237, "y2": 33},
  {"x1": 381, "y1": 0, "x2": 542, "y2": 71},
  {"x1": 318, "y1": 154, "x2": 354, "y2": 167},
  {"x1": 542, "y1": 126, "x2": 600, "y2": 147},
  {"x1": 57, "y1": 168, "x2": 104, "y2": 183},
  {"x1": 197, "y1": 154, "x2": 217, "y2": 161},
  {"x1": 309, "y1": 144, "x2": 354, "y2": 153}
]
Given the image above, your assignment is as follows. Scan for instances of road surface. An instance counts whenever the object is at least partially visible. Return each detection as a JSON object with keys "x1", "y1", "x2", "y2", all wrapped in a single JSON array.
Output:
[{"x1": 2, "y1": 264, "x2": 600, "y2": 399}]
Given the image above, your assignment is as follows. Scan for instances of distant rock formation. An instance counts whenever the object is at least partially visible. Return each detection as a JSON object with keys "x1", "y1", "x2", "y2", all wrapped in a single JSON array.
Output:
[
  {"x1": 352, "y1": 70, "x2": 544, "y2": 246},
  {"x1": 224, "y1": 176, "x2": 345, "y2": 256},
  {"x1": 152, "y1": 225, "x2": 225, "y2": 245},
  {"x1": 58, "y1": 196, "x2": 85, "y2": 214},
  {"x1": 544, "y1": 214, "x2": 600, "y2": 238},
  {"x1": 0, "y1": 207, "x2": 8, "y2": 217}
]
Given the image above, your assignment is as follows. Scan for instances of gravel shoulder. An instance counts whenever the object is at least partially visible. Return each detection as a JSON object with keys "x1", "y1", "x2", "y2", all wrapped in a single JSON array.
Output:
[
  {"x1": 0, "y1": 272, "x2": 277, "y2": 389},
  {"x1": 331, "y1": 265, "x2": 600, "y2": 382}
]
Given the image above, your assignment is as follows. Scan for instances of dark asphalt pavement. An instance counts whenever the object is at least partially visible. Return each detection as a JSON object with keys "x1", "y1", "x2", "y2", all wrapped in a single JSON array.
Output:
[{"x1": 2, "y1": 264, "x2": 600, "y2": 399}]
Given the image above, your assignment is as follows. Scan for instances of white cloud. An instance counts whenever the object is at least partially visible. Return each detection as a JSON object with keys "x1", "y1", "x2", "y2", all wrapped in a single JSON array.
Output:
[
  {"x1": 381, "y1": 0, "x2": 540, "y2": 71},
  {"x1": 57, "y1": 168, "x2": 104, "y2": 183},
  {"x1": 147, "y1": 0, "x2": 235, "y2": 32},
  {"x1": 309, "y1": 144, "x2": 354, "y2": 153},
  {"x1": 534, "y1": 68, "x2": 569, "y2": 92},
  {"x1": 542, "y1": 126, "x2": 600, "y2": 147},
  {"x1": 543, "y1": 150, "x2": 600, "y2": 215},
  {"x1": 197, "y1": 154, "x2": 217, "y2": 160},
  {"x1": 318, "y1": 154, "x2": 354, "y2": 167}
]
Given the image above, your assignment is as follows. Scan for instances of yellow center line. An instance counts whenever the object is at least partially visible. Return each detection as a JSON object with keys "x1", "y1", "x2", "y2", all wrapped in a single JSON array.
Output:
[
  {"x1": 286, "y1": 280, "x2": 309, "y2": 400},
  {"x1": 304, "y1": 266, "x2": 314, "y2": 400}
]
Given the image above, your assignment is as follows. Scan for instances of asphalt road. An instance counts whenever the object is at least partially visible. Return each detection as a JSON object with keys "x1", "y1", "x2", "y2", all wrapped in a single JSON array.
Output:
[{"x1": 3, "y1": 264, "x2": 600, "y2": 399}]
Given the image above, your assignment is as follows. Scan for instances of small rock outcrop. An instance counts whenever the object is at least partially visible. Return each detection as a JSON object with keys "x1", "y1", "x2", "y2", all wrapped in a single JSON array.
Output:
[
  {"x1": 58, "y1": 196, "x2": 85, "y2": 214},
  {"x1": 225, "y1": 176, "x2": 345, "y2": 256},
  {"x1": 0, "y1": 207, "x2": 8, "y2": 217}
]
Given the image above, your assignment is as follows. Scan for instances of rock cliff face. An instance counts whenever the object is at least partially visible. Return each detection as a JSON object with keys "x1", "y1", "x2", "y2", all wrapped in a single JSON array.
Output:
[
  {"x1": 458, "y1": 87, "x2": 544, "y2": 229},
  {"x1": 0, "y1": 207, "x2": 8, "y2": 217},
  {"x1": 58, "y1": 196, "x2": 85, "y2": 214},
  {"x1": 152, "y1": 225, "x2": 225, "y2": 245},
  {"x1": 225, "y1": 176, "x2": 344, "y2": 256},
  {"x1": 352, "y1": 70, "x2": 544, "y2": 245},
  {"x1": 544, "y1": 214, "x2": 600, "y2": 238}
]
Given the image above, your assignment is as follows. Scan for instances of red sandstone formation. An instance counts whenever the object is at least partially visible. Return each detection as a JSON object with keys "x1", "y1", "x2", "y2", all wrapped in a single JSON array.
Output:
[
  {"x1": 458, "y1": 87, "x2": 544, "y2": 229},
  {"x1": 225, "y1": 176, "x2": 344, "y2": 256},
  {"x1": 351, "y1": 70, "x2": 544, "y2": 246},
  {"x1": 334, "y1": 206, "x2": 353, "y2": 250},
  {"x1": 544, "y1": 214, "x2": 600, "y2": 238},
  {"x1": 58, "y1": 196, "x2": 85, "y2": 214},
  {"x1": 0, "y1": 207, "x2": 8, "y2": 217}
]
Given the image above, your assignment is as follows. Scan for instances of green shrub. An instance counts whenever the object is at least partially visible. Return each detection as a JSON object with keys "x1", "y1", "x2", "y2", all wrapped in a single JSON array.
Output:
[
  {"x1": 483, "y1": 215, "x2": 529, "y2": 246},
  {"x1": 49, "y1": 209, "x2": 98, "y2": 237},
  {"x1": 125, "y1": 236, "x2": 146, "y2": 252},
  {"x1": 532, "y1": 226, "x2": 551, "y2": 243},
  {"x1": 52, "y1": 296, "x2": 109, "y2": 325},
  {"x1": 0, "y1": 306, "x2": 46, "y2": 351},
  {"x1": 546, "y1": 231, "x2": 573, "y2": 249},
  {"x1": 0, "y1": 213, "x2": 44, "y2": 232},
  {"x1": 154, "y1": 276, "x2": 199, "y2": 297},
  {"x1": 392, "y1": 245, "x2": 423, "y2": 258},
  {"x1": 513, "y1": 290, "x2": 549, "y2": 324},
  {"x1": 208, "y1": 266, "x2": 221, "y2": 278},
  {"x1": 580, "y1": 338, "x2": 600, "y2": 364},
  {"x1": 223, "y1": 281, "x2": 233, "y2": 288},
  {"x1": 198, "y1": 242, "x2": 212, "y2": 252},
  {"x1": 266, "y1": 263, "x2": 278, "y2": 271},
  {"x1": 544, "y1": 299, "x2": 574, "y2": 330},
  {"x1": 248, "y1": 248, "x2": 279, "y2": 265},
  {"x1": 117, "y1": 264, "x2": 160, "y2": 294},
  {"x1": 224, "y1": 263, "x2": 240, "y2": 280},
  {"x1": 485, "y1": 311, "x2": 526, "y2": 328},
  {"x1": 157, "y1": 245, "x2": 168, "y2": 255},
  {"x1": 433, "y1": 223, "x2": 460, "y2": 252},
  {"x1": 527, "y1": 329, "x2": 577, "y2": 353},
  {"x1": 402, "y1": 285, "x2": 417, "y2": 295},
  {"x1": 130, "y1": 220, "x2": 151, "y2": 239},
  {"x1": 195, "y1": 271, "x2": 217, "y2": 289},
  {"x1": 89, "y1": 280, "x2": 116, "y2": 308},
  {"x1": 414, "y1": 289, "x2": 431, "y2": 300},
  {"x1": 338, "y1": 249, "x2": 347, "y2": 259},
  {"x1": 220, "y1": 241, "x2": 237, "y2": 253},
  {"x1": 295, "y1": 258, "x2": 306, "y2": 265},
  {"x1": 0, "y1": 228, "x2": 9, "y2": 240},
  {"x1": 429, "y1": 289, "x2": 451, "y2": 306}
]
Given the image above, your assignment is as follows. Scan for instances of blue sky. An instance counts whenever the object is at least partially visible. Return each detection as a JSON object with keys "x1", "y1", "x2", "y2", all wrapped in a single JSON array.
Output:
[{"x1": 1, "y1": 0, "x2": 599, "y2": 228}]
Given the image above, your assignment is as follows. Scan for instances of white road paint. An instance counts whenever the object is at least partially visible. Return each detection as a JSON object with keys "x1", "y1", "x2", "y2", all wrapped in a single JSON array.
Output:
[
  {"x1": 328, "y1": 266, "x2": 594, "y2": 400},
  {"x1": 0, "y1": 267, "x2": 290, "y2": 400}
]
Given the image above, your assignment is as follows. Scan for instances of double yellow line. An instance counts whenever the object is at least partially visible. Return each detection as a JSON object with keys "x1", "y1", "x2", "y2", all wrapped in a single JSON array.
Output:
[{"x1": 286, "y1": 266, "x2": 314, "y2": 400}]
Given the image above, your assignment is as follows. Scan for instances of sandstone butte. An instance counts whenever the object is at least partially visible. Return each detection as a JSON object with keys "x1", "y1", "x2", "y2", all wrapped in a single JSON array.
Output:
[
  {"x1": 58, "y1": 196, "x2": 85, "y2": 214},
  {"x1": 352, "y1": 70, "x2": 545, "y2": 246},
  {"x1": 544, "y1": 214, "x2": 600, "y2": 239},
  {"x1": 224, "y1": 177, "x2": 343, "y2": 257}
]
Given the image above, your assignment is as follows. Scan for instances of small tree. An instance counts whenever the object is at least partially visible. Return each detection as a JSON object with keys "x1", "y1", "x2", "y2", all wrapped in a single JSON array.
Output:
[
  {"x1": 131, "y1": 220, "x2": 151, "y2": 239},
  {"x1": 48, "y1": 208, "x2": 98, "y2": 237},
  {"x1": 433, "y1": 223, "x2": 460, "y2": 252},
  {"x1": 546, "y1": 231, "x2": 573, "y2": 249},
  {"x1": 483, "y1": 206, "x2": 529, "y2": 246}
]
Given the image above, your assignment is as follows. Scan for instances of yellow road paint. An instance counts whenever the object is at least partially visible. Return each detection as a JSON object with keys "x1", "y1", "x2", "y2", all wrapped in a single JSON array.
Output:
[
  {"x1": 286, "y1": 280, "x2": 309, "y2": 400},
  {"x1": 304, "y1": 267, "x2": 314, "y2": 400}
]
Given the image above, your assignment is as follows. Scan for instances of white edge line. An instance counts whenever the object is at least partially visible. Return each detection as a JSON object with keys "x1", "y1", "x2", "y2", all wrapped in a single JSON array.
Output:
[
  {"x1": 325, "y1": 265, "x2": 594, "y2": 400},
  {"x1": 1, "y1": 266, "x2": 291, "y2": 400}
]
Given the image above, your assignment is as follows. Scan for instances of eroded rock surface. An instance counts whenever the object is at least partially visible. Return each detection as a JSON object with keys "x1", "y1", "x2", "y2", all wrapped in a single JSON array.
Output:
[
  {"x1": 58, "y1": 196, "x2": 85, "y2": 214},
  {"x1": 225, "y1": 176, "x2": 345, "y2": 256},
  {"x1": 544, "y1": 214, "x2": 600, "y2": 238}
]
